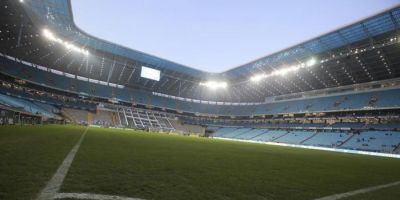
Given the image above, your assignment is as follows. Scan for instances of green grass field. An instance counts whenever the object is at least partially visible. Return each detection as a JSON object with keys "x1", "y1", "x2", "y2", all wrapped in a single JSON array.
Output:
[{"x1": 1, "y1": 125, "x2": 400, "y2": 200}]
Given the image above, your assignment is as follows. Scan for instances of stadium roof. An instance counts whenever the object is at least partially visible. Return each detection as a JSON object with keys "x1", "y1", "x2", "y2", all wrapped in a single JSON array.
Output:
[{"x1": 1, "y1": 0, "x2": 400, "y2": 102}]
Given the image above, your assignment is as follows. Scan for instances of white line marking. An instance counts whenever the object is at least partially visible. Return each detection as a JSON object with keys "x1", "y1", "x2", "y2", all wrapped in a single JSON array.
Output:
[
  {"x1": 54, "y1": 192, "x2": 145, "y2": 200},
  {"x1": 214, "y1": 137, "x2": 400, "y2": 159},
  {"x1": 36, "y1": 127, "x2": 89, "y2": 200},
  {"x1": 314, "y1": 180, "x2": 400, "y2": 200}
]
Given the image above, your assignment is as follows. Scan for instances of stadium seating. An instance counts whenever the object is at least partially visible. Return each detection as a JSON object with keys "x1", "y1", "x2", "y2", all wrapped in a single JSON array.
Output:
[
  {"x1": 116, "y1": 107, "x2": 175, "y2": 131},
  {"x1": 213, "y1": 127, "x2": 239, "y2": 137},
  {"x1": 365, "y1": 123, "x2": 400, "y2": 130},
  {"x1": 211, "y1": 126, "x2": 400, "y2": 153},
  {"x1": 0, "y1": 93, "x2": 58, "y2": 118},
  {"x1": 1, "y1": 53, "x2": 400, "y2": 154},
  {"x1": 274, "y1": 131, "x2": 316, "y2": 144},
  {"x1": 219, "y1": 128, "x2": 252, "y2": 138},
  {"x1": 92, "y1": 111, "x2": 114, "y2": 127},
  {"x1": 169, "y1": 120, "x2": 205, "y2": 135},
  {"x1": 234, "y1": 129, "x2": 268, "y2": 140},
  {"x1": 61, "y1": 108, "x2": 89, "y2": 124},
  {"x1": 250, "y1": 130, "x2": 289, "y2": 142},
  {"x1": 1, "y1": 57, "x2": 400, "y2": 117},
  {"x1": 303, "y1": 132, "x2": 352, "y2": 147},
  {"x1": 331, "y1": 123, "x2": 365, "y2": 129},
  {"x1": 341, "y1": 131, "x2": 400, "y2": 153}
]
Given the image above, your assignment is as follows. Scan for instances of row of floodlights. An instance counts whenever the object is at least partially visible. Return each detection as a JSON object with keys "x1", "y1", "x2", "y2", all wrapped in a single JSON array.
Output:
[
  {"x1": 250, "y1": 58, "x2": 317, "y2": 82},
  {"x1": 200, "y1": 58, "x2": 317, "y2": 90},
  {"x1": 40, "y1": 28, "x2": 316, "y2": 90},
  {"x1": 199, "y1": 81, "x2": 228, "y2": 90},
  {"x1": 21, "y1": 0, "x2": 87, "y2": 56},
  {"x1": 42, "y1": 29, "x2": 89, "y2": 56}
]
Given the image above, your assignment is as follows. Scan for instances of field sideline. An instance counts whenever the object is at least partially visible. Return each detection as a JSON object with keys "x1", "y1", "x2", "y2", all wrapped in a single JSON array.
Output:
[{"x1": 1, "y1": 125, "x2": 400, "y2": 200}]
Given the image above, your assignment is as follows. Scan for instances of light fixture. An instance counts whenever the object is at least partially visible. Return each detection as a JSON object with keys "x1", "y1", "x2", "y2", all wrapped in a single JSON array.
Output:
[
  {"x1": 306, "y1": 58, "x2": 317, "y2": 67},
  {"x1": 250, "y1": 57, "x2": 317, "y2": 82},
  {"x1": 42, "y1": 29, "x2": 89, "y2": 56},
  {"x1": 200, "y1": 81, "x2": 228, "y2": 90},
  {"x1": 250, "y1": 74, "x2": 268, "y2": 82}
]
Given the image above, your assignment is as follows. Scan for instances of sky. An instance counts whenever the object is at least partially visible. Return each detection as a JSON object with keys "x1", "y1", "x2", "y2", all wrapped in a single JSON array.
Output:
[{"x1": 71, "y1": 0, "x2": 399, "y2": 73}]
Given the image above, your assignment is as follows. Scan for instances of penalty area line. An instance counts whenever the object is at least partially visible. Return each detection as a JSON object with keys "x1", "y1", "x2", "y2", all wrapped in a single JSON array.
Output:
[
  {"x1": 313, "y1": 180, "x2": 400, "y2": 200},
  {"x1": 36, "y1": 126, "x2": 89, "y2": 200}
]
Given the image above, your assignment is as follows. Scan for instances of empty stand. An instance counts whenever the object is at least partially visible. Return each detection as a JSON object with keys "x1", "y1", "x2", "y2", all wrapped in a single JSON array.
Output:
[
  {"x1": 61, "y1": 108, "x2": 89, "y2": 124},
  {"x1": 341, "y1": 131, "x2": 400, "y2": 153},
  {"x1": 210, "y1": 126, "x2": 400, "y2": 154},
  {"x1": 274, "y1": 131, "x2": 316, "y2": 144},
  {"x1": 0, "y1": 93, "x2": 59, "y2": 119},
  {"x1": 303, "y1": 132, "x2": 352, "y2": 147},
  {"x1": 117, "y1": 107, "x2": 174, "y2": 132}
]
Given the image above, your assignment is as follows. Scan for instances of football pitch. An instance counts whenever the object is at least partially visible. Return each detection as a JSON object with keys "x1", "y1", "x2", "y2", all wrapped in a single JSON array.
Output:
[{"x1": 1, "y1": 125, "x2": 400, "y2": 200}]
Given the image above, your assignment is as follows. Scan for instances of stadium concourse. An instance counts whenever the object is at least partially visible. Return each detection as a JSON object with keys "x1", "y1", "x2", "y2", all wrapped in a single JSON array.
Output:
[{"x1": 1, "y1": 0, "x2": 400, "y2": 200}]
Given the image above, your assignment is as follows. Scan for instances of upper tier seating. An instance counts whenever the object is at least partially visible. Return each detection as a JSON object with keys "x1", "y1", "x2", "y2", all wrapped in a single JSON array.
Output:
[
  {"x1": 331, "y1": 123, "x2": 365, "y2": 129},
  {"x1": 1, "y1": 56, "x2": 400, "y2": 116},
  {"x1": 365, "y1": 123, "x2": 400, "y2": 130}
]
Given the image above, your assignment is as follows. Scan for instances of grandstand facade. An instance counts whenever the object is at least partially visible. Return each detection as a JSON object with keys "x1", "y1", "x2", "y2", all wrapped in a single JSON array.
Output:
[{"x1": 1, "y1": 0, "x2": 400, "y2": 155}]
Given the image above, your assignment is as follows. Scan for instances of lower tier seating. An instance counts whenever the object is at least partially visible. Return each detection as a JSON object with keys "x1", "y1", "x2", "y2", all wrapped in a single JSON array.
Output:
[
  {"x1": 303, "y1": 132, "x2": 352, "y2": 147},
  {"x1": 211, "y1": 127, "x2": 400, "y2": 154},
  {"x1": 0, "y1": 93, "x2": 59, "y2": 119},
  {"x1": 341, "y1": 131, "x2": 400, "y2": 153}
]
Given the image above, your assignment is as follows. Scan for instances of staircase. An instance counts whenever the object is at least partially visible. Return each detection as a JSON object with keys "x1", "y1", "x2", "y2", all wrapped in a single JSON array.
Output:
[
  {"x1": 271, "y1": 132, "x2": 290, "y2": 142},
  {"x1": 337, "y1": 133, "x2": 355, "y2": 147},
  {"x1": 393, "y1": 144, "x2": 400, "y2": 154},
  {"x1": 60, "y1": 109, "x2": 74, "y2": 123},
  {"x1": 300, "y1": 132, "x2": 319, "y2": 144},
  {"x1": 117, "y1": 107, "x2": 175, "y2": 132},
  {"x1": 248, "y1": 131, "x2": 268, "y2": 140},
  {"x1": 232, "y1": 129, "x2": 254, "y2": 138},
  {"x1": 331, "y1": 96, "x2": 347, "y2": 109},
  {"x1": 60, "y1": 108, "x2": 89, "y2": 124}
]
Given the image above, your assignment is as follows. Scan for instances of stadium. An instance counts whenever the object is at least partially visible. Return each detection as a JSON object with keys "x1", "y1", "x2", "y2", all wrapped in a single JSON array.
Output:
[{"x1": 1, "y1": 0, "x2": 400, "y2": 199}]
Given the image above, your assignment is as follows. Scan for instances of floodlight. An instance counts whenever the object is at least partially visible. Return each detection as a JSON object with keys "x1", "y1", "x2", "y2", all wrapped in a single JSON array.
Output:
[
  {"x1": 249, "y1": 57, "x2": 317, "y2": 82},
  {"x1": 251, "y1": 74, "x2": 266, "y2": 82},
  {"x1": 200, "y1": 81, "x2": 228, "y2": 90},
  {"x1": 42, "y1": 29, "x2": 89, "y2": 56},
  {"x1": 43, "y1": 29, "x2": 56, "y2": 41},
  {"x1": 64, "y1": 42, "x2": 72, "y2": 49},
  {"x1": 306, "y1": 58, "x2": 317, "y2": 67}
]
